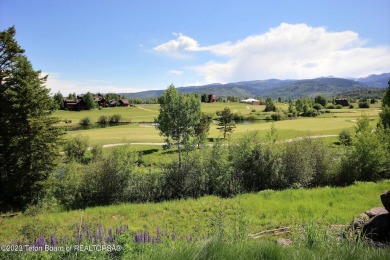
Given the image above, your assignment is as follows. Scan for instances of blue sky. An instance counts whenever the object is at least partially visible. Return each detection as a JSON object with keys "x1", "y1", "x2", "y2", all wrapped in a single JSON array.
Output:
[{"x1": 1, "y1": 0, "x2": 389, "y2": 95}]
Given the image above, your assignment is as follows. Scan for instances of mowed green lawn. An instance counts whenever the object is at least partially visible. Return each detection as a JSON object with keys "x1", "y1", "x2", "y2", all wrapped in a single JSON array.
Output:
[
  {"x1": 55, "y1": 105, "x2": 160, "y2": 125},
  {"x1": 56, "y1": 103, "x2": 381, "y2": 145}
]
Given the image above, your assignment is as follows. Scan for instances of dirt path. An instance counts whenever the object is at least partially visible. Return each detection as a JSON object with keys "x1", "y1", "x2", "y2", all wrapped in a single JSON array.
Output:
[
  {"x1": 98, "y1": 135, "x2": 339, "y2": 149},
  {"x1": 279, "y1": 135, "x2": 338, "y2": 143},
  {"x1": 135, "y1": 106, "x2": 156, "y2": 112}
]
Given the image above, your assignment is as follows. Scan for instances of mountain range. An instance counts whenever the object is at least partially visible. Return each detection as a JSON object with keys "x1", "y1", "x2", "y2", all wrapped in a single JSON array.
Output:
[{"x1": 121, "y1": 73, "x2": 389, "y2": 100}]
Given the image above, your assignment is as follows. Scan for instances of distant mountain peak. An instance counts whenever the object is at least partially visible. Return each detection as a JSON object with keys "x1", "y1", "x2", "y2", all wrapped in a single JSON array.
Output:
[{"x1": 121, "y1": 74, "x2": 389, "y2": 100}]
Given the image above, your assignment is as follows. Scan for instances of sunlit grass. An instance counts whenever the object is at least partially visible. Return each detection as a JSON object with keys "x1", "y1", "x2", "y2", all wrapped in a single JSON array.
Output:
[{"x1": 1, "y1": 181, "x2": 388, "y2": 244}]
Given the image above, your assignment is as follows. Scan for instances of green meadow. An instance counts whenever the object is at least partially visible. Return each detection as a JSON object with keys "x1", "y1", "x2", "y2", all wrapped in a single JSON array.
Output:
[{"x1": 56, "y1": 102, "x2": 381, "y2": 146}]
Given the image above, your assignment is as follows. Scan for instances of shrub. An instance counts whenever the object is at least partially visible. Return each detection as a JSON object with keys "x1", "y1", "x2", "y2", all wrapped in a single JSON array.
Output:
[
  {"x1": 326, "y1": 104, "x2": 335, "y2": 109},
  {"x1": 358, "y1": 102, "x2": 370, "y2": 108},
  {"x1": 338, "y1": 129, "x2": 352, "y2": 146},
  {"x1": 335, "y1": 104, "x2": 343, "y2": 109},
  {"x1": 98, "y1": 115, "x2": 110, "y2": 127},
  {"x1": 271, "y1": 112, "x2": 282, "y2": 121},
  {"x1": 280, "y1": 138, "x2": 332, "y2": 188},
  {"x1": 79, "y1": 117, "x2": 92, "y2": 129},
  {"x1": 82, "y1": 146, "x2": 137, "y2": 206},
  {"x1": 349, "y1": 104, "x2": 354, "y2": 109},
  {"x1": 312, "y1": 103, "x2": 323, "y2": 111},
  {"x1": 110, "y1": 114, "x2": 122, "y2": 125},
  {"x1": 63, "y1": 135, "x2": 90, "y2": 163},
  {"x1": 338, "y1": 129, "x2": 389, "y2": 184}
]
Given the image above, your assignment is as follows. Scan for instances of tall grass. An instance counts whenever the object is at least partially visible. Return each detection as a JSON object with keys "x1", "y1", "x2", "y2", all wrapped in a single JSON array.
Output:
[{"x1": 1, "y1": 181, "x2": 388, "y2": 245}]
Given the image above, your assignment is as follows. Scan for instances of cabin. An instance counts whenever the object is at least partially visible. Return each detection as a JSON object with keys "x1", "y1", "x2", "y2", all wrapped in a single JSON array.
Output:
[
  {"x1": 335, "y1": 98, "x2": 349, "y2": 107},
  {"x1": 208, "y1": 94, "x2": 218, "y2": 103},
  {"x1": 118, "y1": 99, "x2": 130, "y2": 107},
  {"x1": 201, "y1": 94, "x2": 218, "y2": 103},
  {"x1": 63, "y1": 98, "x2": 87, "y2": 111},
  {"x1": 94, "y1": 94, "x2": 107, "y2": 107}
]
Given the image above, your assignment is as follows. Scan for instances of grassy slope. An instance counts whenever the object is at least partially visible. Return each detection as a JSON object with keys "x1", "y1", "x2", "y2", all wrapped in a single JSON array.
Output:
[{"x1": 1, "y1": 181, "x2": 388, "y2": 244}]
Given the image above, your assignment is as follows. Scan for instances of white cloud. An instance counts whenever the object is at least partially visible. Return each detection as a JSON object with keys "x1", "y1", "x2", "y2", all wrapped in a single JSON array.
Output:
[
  {"x1": 42, "y1": 72, "x2": 144, "y2": 95},
  {"x1": 154, "y1": 33, "x2": 200, "y2": 52},
  {"x1": 168, "y1": 70, "x2": 183, "y2": 76},
  {"x1": 155, "y1": 23, "x2": 390, "y2": 83}
]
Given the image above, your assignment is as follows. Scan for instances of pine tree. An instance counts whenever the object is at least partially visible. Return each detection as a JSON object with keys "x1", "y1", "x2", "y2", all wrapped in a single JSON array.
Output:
[
  {"x1": 216, "y1": 107, "x2": 236, "y2": 139},
  {"x1": 0, "y1": 27, "x2": 63, "y2": 211}
]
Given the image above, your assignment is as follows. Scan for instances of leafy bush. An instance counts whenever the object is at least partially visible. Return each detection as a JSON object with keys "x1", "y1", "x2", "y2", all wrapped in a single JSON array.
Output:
[
  {"x1": 312, "y1": 103, "x2": 323, "y2": 111},
  {"x1": 79, "y1": 117, "x2": 93, "y2": 129},
  {"x1": 349, "y1": 104, "x2": 354, "y2": 109},
  {"x1": 280, "y1": 138, "x2": 332, "y2": 188},
  {"x1": 335, "y1": 104, "x2": 343, "y2": 109},
  {"x1": 64, "y1": 135, "x2": 89, "y2": 162},
  {"x1": 110, "y1": 114, "x2": 122, "y2": 125},
  {"x1": 338, "y1": 119, "x2": 390, "y2": 185},
  {"x1": 98, "y1": 115, "x2": 110, "y2": 127},
  {"x1": 338, "y1": 129, "x2": 352, "y2": 146},
  {"x1": 271, "y1": 112, "x2": 285, "y2": 121},
  {"x1": 358, "y1": 101, "x2": 370, "y2": 108},
  {"x1": 326, "y1": 104, "x2": 335, "y2": 109}
]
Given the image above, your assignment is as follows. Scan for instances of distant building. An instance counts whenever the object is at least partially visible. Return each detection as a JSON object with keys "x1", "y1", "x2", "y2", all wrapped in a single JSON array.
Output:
[
  {"x1": 94, "y1": 94, "x2": 107, "y2": 107},
  {"x1": 118, "y1": 99, "x2": 130, "y2": 107},
  {"x1": 63, "y1": 98, "x2": 87, "y2": 111},
  {"x1": 335, "y1": 98, "x2": 349, "y2": 107},
  {"x1": 240, "y1": 98, "x2": 261, "y2": 105},
  {"x1": 201, "y1": 94, "x2": 218, "y2": 103},
  {"x1": 208, "y1": 94, "x2": 218, "y2": 103}
]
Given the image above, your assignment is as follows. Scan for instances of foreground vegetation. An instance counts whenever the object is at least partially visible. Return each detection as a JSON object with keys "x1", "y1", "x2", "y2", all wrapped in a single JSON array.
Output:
[{"x1": 1, "y1": 181, "x2": 390, "y2": 258}]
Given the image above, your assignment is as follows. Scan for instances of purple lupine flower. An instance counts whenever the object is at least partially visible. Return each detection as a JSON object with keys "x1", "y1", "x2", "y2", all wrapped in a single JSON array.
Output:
[
  {"x1": 36, "y1": 236, "x2": 46, "y2": 248},
  {"x1": 108, "y1": 228, "x2": 113, "y2": 238},
  {"x1": 50, "y1": 234, "x2": 58, "y2": 246},
  {"x1": 143, "y1": 230, "x2": 148, "y2": 243},
  {"x1": 97, "y1": 225, "x2": 103, "y2": 242},
  {"x1": 135, "y1": 233, "x2": 143, "y2": 243},
  {"x1": 77, "y1": 233, "x2": 82, "y2": 244},
  {"x1": 105, "y1": 235, "x2": 111, "y2": 243},
  {"x1": 157, "y1": 227, "x2": 161, "y2": 241}
]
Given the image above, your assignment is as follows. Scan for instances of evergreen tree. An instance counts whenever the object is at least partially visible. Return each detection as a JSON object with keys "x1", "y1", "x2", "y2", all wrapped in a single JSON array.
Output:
[
  {"x1": 216, "y1": 107, "x2": 236, "y2": 139},
  {"x1": 194, "y1": 112, "x2": 212, "y2": 148},
  {"x1": 0, "y1": 27, "x2": 63, "y2": 211},
  {"x1": 263, "y1": 97, "x2": 276, "y2": 112}
]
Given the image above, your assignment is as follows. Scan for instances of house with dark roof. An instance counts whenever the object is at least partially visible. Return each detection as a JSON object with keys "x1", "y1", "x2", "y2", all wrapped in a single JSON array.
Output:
[
  {"x1": 335, "y1": 98, "x2": 349, "y2": 107},
  {"x1": 63, "y1": 98, "x2": 87, "y2": 111},
  {"x1": 119, "y1": 99, "x2": 130, "y2": 107},
  {"x1": 94, "y1": 94, "x2": 107, "y2": 107}
]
